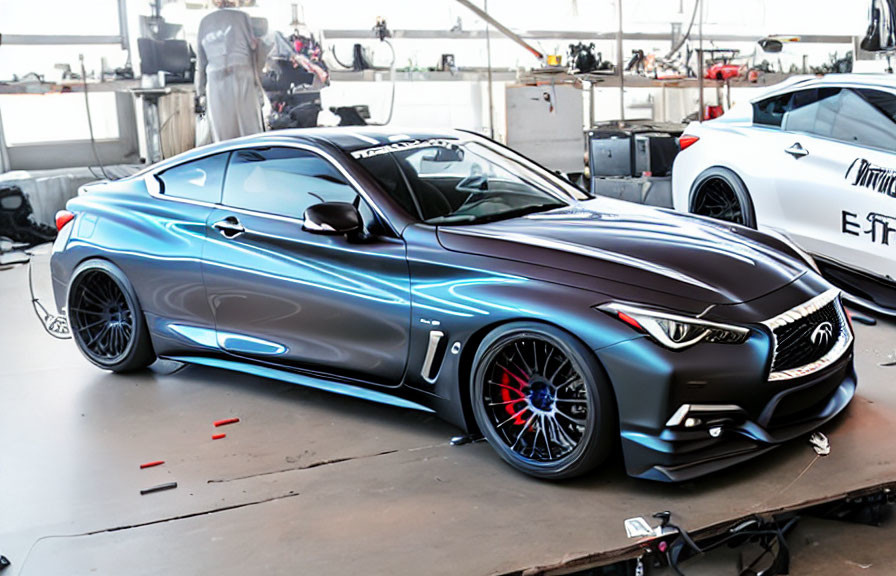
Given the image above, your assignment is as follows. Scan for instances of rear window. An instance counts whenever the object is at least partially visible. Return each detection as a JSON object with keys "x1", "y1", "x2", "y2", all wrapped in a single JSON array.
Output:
[
  {"x1": 753, "y1": 93, "x2": 792, "y2": 127},
  {"x1": 156, "y1": 153, "x2": 228, "y2": 204},
  {"x1": 752, "y1": 88, "x2": 841, "y2": 128}
]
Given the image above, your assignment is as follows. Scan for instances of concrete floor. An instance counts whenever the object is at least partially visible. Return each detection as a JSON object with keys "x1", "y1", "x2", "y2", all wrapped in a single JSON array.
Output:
[{"x1": 3, "y1": 253, "x2": 896, "y2": 575}]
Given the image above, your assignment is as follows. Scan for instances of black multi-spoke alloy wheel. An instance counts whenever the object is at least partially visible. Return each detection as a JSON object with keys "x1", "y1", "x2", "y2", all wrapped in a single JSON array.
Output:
[
  {"x1": 471, "y1": 323, "x2": 614, "y2": 480},
  {"x1": 68, "y1": 261, "x2": 155, "y2": 372},
  {"x1": 689, "y1": 166, "x2": 756, "y2": 228}
]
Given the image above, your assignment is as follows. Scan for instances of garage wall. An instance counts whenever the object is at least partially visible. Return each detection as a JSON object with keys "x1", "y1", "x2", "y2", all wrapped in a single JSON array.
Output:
[{"x1": 0, "y1": 0, "x2": 883, "y2": 171}]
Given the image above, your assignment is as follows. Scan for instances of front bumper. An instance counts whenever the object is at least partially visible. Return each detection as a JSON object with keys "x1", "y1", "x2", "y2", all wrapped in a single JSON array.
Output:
[{"x1": 597, "y1": 331, "x2": 856, "y2": 482}]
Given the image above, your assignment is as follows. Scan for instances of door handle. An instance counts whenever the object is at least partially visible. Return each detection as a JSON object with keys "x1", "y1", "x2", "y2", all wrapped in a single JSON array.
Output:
[
  {"x1": 212, "y1": 216, "x2": 245, "y2": 238},
  {"x1": 785, "y1": 143, "x2": 809, "y2": 158}
]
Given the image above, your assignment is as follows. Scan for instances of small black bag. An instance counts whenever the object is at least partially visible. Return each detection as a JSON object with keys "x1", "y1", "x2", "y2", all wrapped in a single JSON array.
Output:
[{"x1": 0, "y1": 186, "x2": 56, "y2": 247}]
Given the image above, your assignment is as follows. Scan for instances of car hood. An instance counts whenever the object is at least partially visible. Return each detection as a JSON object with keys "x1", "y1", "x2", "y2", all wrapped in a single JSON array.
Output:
[{"x1": 436, "y1": 198, "x2": 805, "y2": 305}]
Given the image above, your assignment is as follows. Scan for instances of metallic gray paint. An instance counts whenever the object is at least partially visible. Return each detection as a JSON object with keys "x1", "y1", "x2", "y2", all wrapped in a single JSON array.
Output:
[{"x1": 50, "y1": 127, "x2": 856, "y2": 481}]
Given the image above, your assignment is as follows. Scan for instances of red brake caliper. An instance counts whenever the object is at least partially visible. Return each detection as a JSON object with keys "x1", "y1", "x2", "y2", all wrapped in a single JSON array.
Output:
[{"x1": 499, "y1": 366, "x2": 530, "y2": 425}]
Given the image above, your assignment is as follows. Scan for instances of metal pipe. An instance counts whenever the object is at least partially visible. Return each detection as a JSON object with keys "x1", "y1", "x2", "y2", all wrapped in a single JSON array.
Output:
[
  {"x1": 485, "y1": 0, "x2": 495, "y2": 139},
  {"x1": 117, "y1": 0, "x2": 130, "y2": 51},
  {"x1": 588, "y1": 81, "x2": 595, "y2": 127},
  {"x1": 322, "y1": 28, "x2": 853, "y2": 44},
  {"x1": 618, "y1": 0, "x2": 624, "y2": 122},
  {"x1": 455, "y1": 0, "x2": 544, "y2": 61},
  {"x1": 697, "y1": 0, "x2": 704, "y2": 122},
  {"x1": 322, "y1": 29, "x2": 853, "y2": 44},
  {"x1": 1, "y1": 34, "x2": 124, "y2": 45}
]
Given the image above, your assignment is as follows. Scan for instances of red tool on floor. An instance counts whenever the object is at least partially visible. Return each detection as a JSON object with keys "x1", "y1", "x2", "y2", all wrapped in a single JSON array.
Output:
[
  {"x1": 212, "y1": 433, "x2": 226, "y2": 440},
  {"x1": 213, "y1": 417, "x2": 240, "y2": 427},
  {"x1": 139, "y1": 460, "x2": 165, "y2": 469}
]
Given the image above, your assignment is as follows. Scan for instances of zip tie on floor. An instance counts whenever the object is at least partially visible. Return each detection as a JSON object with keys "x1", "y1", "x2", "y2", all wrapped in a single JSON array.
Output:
[
  {"x1": 213, "y1": 418, "x2": 240, "y2": 427},
  {"x1": 139, "y1": 460, "x2": 165, "y2": 469},
  {"x1": 212, "y1": 433, "x2": 226, "y2": 440},
  {"x1": 140, "y1": 482, "x2": 177, "y2": 495}
]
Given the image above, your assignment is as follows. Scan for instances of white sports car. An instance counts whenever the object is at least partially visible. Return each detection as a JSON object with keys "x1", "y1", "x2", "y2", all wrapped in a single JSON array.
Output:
[{"x1": 672, "y1": 74, "x2": 896, "y2": 314}]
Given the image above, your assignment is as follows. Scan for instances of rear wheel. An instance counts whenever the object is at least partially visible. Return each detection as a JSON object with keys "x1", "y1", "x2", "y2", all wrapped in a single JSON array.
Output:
[
  {"x1": 690, "y1": 167, "x2": 756, "y2": 228},
  {"x1": 68, "y1": 261, "x2": 155, "y2": 372},
  {"x1": 471, "y1": 322, "x2": 614, "y2": 480}
]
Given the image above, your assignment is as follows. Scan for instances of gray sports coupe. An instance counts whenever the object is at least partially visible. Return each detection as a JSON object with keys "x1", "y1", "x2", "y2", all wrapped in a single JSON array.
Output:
[{"x1": 49, "y1": 128, "x2": 855, "y2": 481}]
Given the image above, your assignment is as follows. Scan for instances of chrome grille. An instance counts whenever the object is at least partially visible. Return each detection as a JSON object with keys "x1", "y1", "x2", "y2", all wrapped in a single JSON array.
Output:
[
  {"x1": 771, "y1": 301, "x2": 840, "y2": 372},
  {"x1": 763, "y1": 289, "x2": 852, "y2": 381}
]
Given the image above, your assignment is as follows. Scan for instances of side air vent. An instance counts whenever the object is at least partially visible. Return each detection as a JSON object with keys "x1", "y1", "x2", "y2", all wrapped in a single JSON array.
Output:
[{"x1": 421, "y1": 330, "x2": 448, "y2": 383}]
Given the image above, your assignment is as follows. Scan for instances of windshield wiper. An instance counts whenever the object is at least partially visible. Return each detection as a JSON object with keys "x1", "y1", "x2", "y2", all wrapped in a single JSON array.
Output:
[
  {"x1": 426, "y1": 214, "x2": 479, "y2": 224},
  {"x1": 426, "y1": 203, "x2": 565, "y2": 226},
  {"x1": 466, "y1": 202, "x2": 566, "y2": 225}
]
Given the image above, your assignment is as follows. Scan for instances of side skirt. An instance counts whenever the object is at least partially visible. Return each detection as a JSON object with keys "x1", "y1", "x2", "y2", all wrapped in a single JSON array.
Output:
[
  {"x1": 163, "y1": 355, "x2": 435, "y2": 413},
  {"x1": 814, "y1": 256, "x2": 896, "y2": 316}
]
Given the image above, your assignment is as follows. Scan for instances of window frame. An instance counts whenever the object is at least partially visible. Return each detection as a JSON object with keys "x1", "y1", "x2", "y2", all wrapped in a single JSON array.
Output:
[
  {"x1": 752, "y1": 84, "x2": 896, "y2": 154},
  {"x1": 144, "y1": 141, "x2": 397, "y2": 236},
  {"x1": 154, "y1": 151, "x2": 230, "y2": 205}
]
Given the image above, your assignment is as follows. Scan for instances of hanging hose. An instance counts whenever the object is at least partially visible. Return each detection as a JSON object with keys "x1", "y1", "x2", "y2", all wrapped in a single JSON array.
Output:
[
  {"x1": 664, "y1": 515, "x2": 799, "y2": 575},
  {"x1": 382, "y1": 39, "x2": 397, "y2": 125},
  {"x1": 79, "y1": 54, "x2": 110, "y2": 181},
  {"x1": 329, "y1": 45, "x2": 356, "y2": 70},
  {"x1": 665, "y1": 0, "x2": 701, "y2": 60},
  {"x1": 27, "y1": 255, "x2": 71, "y2": 340}
]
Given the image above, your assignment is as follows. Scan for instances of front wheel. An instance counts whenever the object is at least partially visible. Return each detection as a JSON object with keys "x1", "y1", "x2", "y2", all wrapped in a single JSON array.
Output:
[
  {"x1": 68, "y1": 261, "x2": 155, "y2": 372},
  {"x1": 471, "y1": 323, "x2": 615, "y2": 480}
]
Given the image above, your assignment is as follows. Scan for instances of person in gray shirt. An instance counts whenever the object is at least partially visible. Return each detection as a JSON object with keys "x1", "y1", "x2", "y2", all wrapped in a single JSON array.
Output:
[{"x1": 196, "y1": 0, "x2": 263, "y2": 141}]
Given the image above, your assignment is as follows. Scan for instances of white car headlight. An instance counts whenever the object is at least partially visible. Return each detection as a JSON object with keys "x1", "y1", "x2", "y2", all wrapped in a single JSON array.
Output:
[{"x1": 598, "y1": 303, "x2": 750, "y2": 350}]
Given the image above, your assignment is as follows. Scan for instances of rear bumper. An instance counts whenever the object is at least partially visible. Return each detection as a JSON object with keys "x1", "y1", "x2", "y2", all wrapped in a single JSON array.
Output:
[{"x1": 598, "y1": 333, "x2": 856, "y2": 482}]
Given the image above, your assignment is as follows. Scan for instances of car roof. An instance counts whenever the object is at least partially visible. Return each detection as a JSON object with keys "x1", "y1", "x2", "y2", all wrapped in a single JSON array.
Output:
[
  {"x1": 273, "y1": 126, "x2": 465, "y2": 152},
  {"x1": 752, "y1": 73, "x2": 896, "y2": 102},
  {"x1": 133, "y1": 126, "x2": 470, "y2": 177}
]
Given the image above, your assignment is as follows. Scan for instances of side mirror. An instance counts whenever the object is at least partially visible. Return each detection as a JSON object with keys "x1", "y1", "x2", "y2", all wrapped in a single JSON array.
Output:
[{"x1": 303, "y1": 202, "x2": 362, "y2": 235}]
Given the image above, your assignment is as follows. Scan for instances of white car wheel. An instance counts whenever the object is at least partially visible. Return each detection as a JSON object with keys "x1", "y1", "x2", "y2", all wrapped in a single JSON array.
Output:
[{"x1": 689, "y1": 167, "x2": 756, "y2": 228}]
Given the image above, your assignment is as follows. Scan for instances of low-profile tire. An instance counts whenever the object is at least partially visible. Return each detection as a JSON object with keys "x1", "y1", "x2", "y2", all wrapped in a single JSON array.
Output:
[
  {"x1": 470, "y1": 322, "x2": 615, "y2": 480},
  {"x1": 67, "y1": 260, "x2": 155, "y2": 373},
  {"x1": 689, "y1": 166, "x2": 756, "y2": 228}
]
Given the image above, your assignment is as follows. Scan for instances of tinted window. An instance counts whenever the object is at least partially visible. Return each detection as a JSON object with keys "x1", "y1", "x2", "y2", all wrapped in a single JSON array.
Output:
[
  {"x1": 782, "y1": 88, "x2": 896, "y2": 151},
  {"x1": 753, "y1": 93, "x2": 792, "y2": 127},
  {"x1": 223, "y1": 147, "x2": 358, "y2": 219},
  {"x1": 356, "y1": 141, "x2": 568, "y2": 224},
  {"x1": 856, "y1": 88, "x2": 896, "y2": 123},
  {"x1": 156, "y1": 153, "x2": 228, "y2": 203},
  {"x1": 752, "y1": 88, "x2": 838, "y2": 128},
  {"x1": 353, "y1": 152, "x2": 421, "y2": 218},
  {"x1": 780, "y1": 89, "x2": 841, "y2": 136}
]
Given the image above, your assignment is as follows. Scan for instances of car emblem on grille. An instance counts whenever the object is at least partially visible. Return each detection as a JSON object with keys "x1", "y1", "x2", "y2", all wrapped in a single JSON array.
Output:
[{"x1": 810, "y1": 321, "x2": 834, "y2": 348}]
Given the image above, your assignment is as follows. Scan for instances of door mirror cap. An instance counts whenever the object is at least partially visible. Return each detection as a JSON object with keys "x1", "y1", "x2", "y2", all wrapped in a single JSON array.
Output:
[{"x1": 303, "y1": 202, "x2": 362, "y2": 235}]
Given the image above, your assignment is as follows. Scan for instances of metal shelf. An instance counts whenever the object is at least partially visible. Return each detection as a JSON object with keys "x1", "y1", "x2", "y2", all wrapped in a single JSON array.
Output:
[{"x1": 321, "y1": 29, "x2": 855, "y2": 45}]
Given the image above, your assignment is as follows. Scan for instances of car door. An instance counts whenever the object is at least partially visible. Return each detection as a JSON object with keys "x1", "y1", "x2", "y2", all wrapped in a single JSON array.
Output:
[
  {"x1": 200, "y1": 145, "x2": 411, "y2": 384},
  {"x1": 136, "y1": 152, "x2": 229, "y2": 348},
  {"x1": 771, "y1": 86, "x2": 896, "y2": 282}
]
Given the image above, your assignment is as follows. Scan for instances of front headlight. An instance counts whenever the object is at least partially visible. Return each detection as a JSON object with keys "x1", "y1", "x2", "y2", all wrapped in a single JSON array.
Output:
[{"x1": 597, "y1": 303, "x2": 750, "y2": 350}]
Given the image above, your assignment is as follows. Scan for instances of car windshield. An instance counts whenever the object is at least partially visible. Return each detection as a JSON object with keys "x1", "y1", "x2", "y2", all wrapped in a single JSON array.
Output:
[{"x1": 353, "y1": 138, "x2": 588, "y2": 225}]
